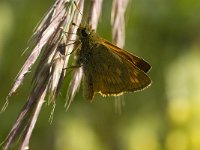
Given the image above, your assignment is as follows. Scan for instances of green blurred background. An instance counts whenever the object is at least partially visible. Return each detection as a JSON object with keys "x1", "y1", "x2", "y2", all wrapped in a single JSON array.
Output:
[{"x1": 1, "y1": 0, "x2": 200, "y2": 150}]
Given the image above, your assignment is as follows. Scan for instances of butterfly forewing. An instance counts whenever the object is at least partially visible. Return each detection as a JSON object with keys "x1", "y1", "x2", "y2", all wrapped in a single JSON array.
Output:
[
  {"x1": 82, "y1": 43, "x2": 151, "y2": 100},
  {"x1": 102, "y1": 41, "x2": 151, "y2": 73}
]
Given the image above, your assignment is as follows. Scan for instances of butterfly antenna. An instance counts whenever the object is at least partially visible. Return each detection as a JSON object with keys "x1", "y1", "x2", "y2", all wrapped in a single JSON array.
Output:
[
  {"x1": 74, "y1": 1, "x2": 83, "y2": 16},
  {"x1": 73, "y1": 1, "x2": 87, "y2": 25}
]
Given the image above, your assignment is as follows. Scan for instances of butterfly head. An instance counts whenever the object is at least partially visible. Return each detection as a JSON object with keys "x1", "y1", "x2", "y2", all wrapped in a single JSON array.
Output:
[{"x1": 77, "y1": 24, "x2": 93, "y2": 38}]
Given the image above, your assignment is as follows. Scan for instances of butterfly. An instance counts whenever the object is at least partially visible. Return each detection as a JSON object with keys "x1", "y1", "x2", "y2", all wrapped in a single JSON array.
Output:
[{"x1": 67, "y1": 23, "x2": 151, "y2": 103}]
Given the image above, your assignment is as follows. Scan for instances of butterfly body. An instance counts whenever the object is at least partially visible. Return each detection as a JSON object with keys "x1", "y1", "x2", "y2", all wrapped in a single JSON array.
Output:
[{"x1": 76, "y1": 24, "x2": 151, "y2": 100}]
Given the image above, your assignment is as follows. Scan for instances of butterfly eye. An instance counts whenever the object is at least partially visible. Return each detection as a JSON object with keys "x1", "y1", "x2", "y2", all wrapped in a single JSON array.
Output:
[{"x1": 81, "y1": 28, "x2": 89, "y2": 37}]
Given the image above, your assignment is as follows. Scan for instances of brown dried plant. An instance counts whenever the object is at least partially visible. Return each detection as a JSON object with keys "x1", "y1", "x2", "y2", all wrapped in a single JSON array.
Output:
[
  {"x1": 111, "y1": 0, "x2": 129, "y2": 113},
  {"x1": 1, "y1": 0, "x2": 84, "y2": 149}
]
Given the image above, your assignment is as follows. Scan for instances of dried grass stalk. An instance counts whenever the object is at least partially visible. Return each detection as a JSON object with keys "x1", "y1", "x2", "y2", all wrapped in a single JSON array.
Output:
[
  {"x1": 111, "y1": 0, "x2": 129, "y2": 113},
  {"x1": 111, "y1": 0, "x2": 129, "y2": 48},
  {"x1": 2, "y1": 0, "x2": 84, "y2": 149},
  {"x1": 64, "y1": 0, "x2": 85, "y2": 109},
  {"x1": 88, "y1": 0, "x2": 103, "y2": 30}
]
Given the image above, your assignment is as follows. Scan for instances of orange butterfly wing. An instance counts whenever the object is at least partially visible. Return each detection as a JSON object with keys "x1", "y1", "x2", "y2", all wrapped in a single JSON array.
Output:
[
  {"x1": 82, "y1": 40, "x2": 151, "y2": 100},
  {"x1": 102, "y1": 40, "x2": 151, "y2": 73}
]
